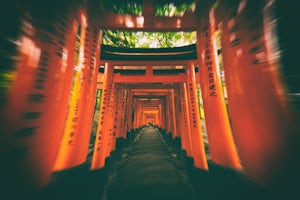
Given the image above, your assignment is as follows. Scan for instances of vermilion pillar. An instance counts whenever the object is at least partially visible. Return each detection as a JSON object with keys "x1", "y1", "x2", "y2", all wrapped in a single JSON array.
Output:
[
  {"x1": 157, "y1": 104, "x2": 163, "y2": 128},
  {"x1": 180, "y1": 83, "x2": 193, "y2": 157},
  {"x1": 163, "y1": 98, "x2": 168, "y2": 130},
  {"x1": 53, "y1": 11, "x2": 88, "y2": 170},
  {"x1": 142, "y1": 110, "x2": 147, "y2": 125},
  {"x1": 106, "y1": 83, "x2": 117, "y2": 156},
  {"x1": 164, "y1": 94, "x2": 171, "y2": 132},
  {"x1": 141, "y1": 110, "x2": 145, "y2": 125},
  {"x1": 173, "y1": 87, "x2": 182, "y2": 139},
  {"x1": 138, "y1": 105, "x2": 143, "y2": 127},
  {"x1": 41, "y1": 5, "x2": 84, "y2": 179},
  {"x1": 74, "y1": 27, "x2": 102, "y2": 164},
  {"x1": 186, "y1": 63, "x2": 208, "y2": 170},
  {"x1": 126, "y1": 89, "x2": 133, "y2": 132},
  {"x1": 133, "y1": 99, "x2": 137, "y2": 128},
  {"x1": 169, "y1": 90, "x2": 177, "y2": 138},
  {"x1": 197, "y1": 7, "x2": 241, "y2": 169},
  {"x1": 1, "y1": 18, "x2": 54, "y2": 188},
  {"x1": 158, "y1": 104, "x2": 163, "y2": 128},
  {"x1": 217, "y1": 1, "x2": 292, "y2": 185},
  {"x1": 121, "y1": 88, "x2": 129, "y2": 137},
  {"x1": 91, "y1": 63, "x2": 114, "y2": 169},
  {"x1": 114, "y1": 85, "x2": 125, "y2": 138},
  {"x1": 134, "y1": 102, "x2": 140, "y2": 128},
  {"x1": 0, "y1": 3, "x2": 88, "y2": 188}
]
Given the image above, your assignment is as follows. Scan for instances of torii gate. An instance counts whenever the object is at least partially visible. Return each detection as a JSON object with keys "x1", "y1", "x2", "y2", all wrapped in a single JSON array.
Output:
[{"x1": 0, "y1": 0, "x2": 298, "y2": 194}]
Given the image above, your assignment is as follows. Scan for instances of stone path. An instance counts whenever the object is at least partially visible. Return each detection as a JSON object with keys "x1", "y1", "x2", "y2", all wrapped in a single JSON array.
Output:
[{"x1": 102, "y1": 127, "x2": 196, "y2": 200}]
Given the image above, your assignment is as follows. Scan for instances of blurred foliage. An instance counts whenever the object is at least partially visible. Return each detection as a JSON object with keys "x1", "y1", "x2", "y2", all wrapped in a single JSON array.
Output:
[
  {"x1": 101, "y1": 0, "x2": 143, "y2": 15},
  {"x1": 87, "y1": 89, "x2": 102, "y2": 162},
  {"x1": 101, "y1": 0, "x2": 196, "y2": 48},
  {"x1": 0, "y1": 1, "x2": 21, "y2": 104},
  {"x1": 155, "y1": 1, "x2": 195, "y2": 16},
  {"x1": 100, "y1": 0, "x2": 195, "y2": 16},
  {"x1": 102, "y1": 30, "x2": 196, "y2": 48}
]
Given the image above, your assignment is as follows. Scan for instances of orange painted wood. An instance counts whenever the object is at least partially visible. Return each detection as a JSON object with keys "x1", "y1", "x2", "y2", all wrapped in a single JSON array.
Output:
[
  {"x1": 105, "y1": 60, "x2": 189, "y2": 67},
  {"x1": 0, "y1": 4, "x2": 88, "y2": 188},
  {"x1": 166, "y1": 92, "x2": 173, "y2": 135},
  {"x1": 120, "y1": 87, "x2": 127, "y2": 137},
  {"x1": 118, "y1": 88, "x2": 127, "y2": 138},
  {"x1": 218, "y1": 1, "x2": 292, "y2": 185},
  {"x1": 73, "y1": 27, "x2": 102, "y2": 168},
  {"x1": 197, "y1": 8, "x2": 241, "y2": 169},
  {"x1": 133, "y1": 101, "x2": 139, "y2": 128},
  {"x1": 158, "y1": 104, "x2": 164, "y2": 128},
  {"x1": 180, "y1": 83, "x2": 194, "y2": 157},
  {"x1": 176, "y1": 87, "x2": 187, "y2": 150},
  {"x1": 164, "y1": 94, "x2": 171, "y2": 133},
  {"x1": 53, "y1": 9, "x2": 89, "y2": 171},
  {"x1": 126, "y1": 89, "x2": 133, "y2": 132},
  {"x1": 170, "y1": 90, "x2": 178, "y2": 138},
  {"x1": 106, "y1": 83, "x2": 117, "y2": 156},
  {"x1": 1, "y1": 18, "x2": 66, "y2": 187},
  {"x1": 113, "y1": 73, "x2": 186, "y2": 83},
  {"x1": 186, "y1": 63, "x2": 208, "y2": 170},
  {"x1": 173, "y1": 87, "x2": 183, "y2": 139},
  {"x1": 91, "y1": 63, "x2": 114, "y2": 169},
  {"x1": 114, "y1": 85, "x2": 124, "y2": 138}
]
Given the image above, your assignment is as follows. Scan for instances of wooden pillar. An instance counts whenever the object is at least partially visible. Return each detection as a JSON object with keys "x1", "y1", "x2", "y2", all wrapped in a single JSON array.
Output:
[
  {"x1": 121, "y1": 88, "x2": 129, "y2": 137},
  {"x1": 134, "y1": 102, "x2": 140, "y2": 129},
  {"x1": 158, "y1": 104, "x2": 162, "y2": 128},
  {"x1": 169, "y1": 90, "x2": 177, "y2": 138},
  {"x1": 197, "y1": 6, "x2": 241, "y2": 169},
  {"x1": 138, "y1": 107, "x2": 142, "y2": 127},
  {"x1": 106, "y1": 83, "x2": 116, "y2": 156},
  {"x1": 163, "y1": 98, "x2": 168, "y2": 130},
  {"x1": 141, "y1": 110, "x2": 144, "y2": 125},
  {"x1": 186, "y1": 63, "x2": 208, "y2": 170},
  {"x1": 91, "y1": 63, "x2": 113, "y2": 169},
  {"x1": 174, "y1": 87, "x2": 183, "y2": 138},
  {"x1": 139, "y1": 106, "x2": 143, "y2": 127},
  {"x1": 126, "y1": 89, "x2": 133, "y2": 132},
  {"x1": 144, "y1": 111, "x2": 148, "y2": 125},
  {"x1": 73, "y1": 27, "x2": 102, "y2": 167},
  {"x1": 180, "y1": 83, "x2": 193, "y2": 157},
  {"x1": 165, "y1": 93, "x2": 171, "y2": 133},
  {"x1": 115, "y1": 85, "x2": 125, "y2": 138},
  {"x1": 155, "y1": 111, "x2": 159, "y2": 126},
  {"x1": 0, "y1": 2, "x2": 91, "y2": 189},
  {"x1": 133, "y1": 99, "x2": 137, "y2": 129},
  {"x1": 52, "y1": 9, "x2": 89, "y2": 170},
  {"x1": 217, "y1": 0, "x2": 293, "y2": 185}
]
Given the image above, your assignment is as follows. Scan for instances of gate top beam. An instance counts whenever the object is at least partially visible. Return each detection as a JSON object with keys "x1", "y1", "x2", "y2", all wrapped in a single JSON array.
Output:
[{"x1": 88, "y1": 0, "x2": 200, "y2": 31}]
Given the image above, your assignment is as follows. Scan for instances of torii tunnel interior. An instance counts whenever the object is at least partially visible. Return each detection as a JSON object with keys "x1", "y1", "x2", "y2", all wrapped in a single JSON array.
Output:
[{"x1": 0, "y1": 0, "x2": 299, "y2": 200}]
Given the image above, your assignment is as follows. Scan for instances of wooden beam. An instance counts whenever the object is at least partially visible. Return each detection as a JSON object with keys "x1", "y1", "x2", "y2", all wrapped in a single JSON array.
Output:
[
  {"x1": 132, "y1": 88, "x2": 171, "y2": 92},
  {"x1": 124, "y1": 83, "x2": 179, "y2": 89},
  {"x1": 113, "y1": 73, "x2": 186, "y2": 83},
  {"x1": 95, "y1": 12, "x2": 198, "y2": 31},
  {"x1": 101, "y1": 60, "x2": 190, "y2": 66}
]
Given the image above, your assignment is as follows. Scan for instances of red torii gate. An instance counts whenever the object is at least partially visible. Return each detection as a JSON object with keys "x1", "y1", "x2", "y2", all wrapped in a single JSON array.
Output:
[{"x1": 0, "y1": 0, "x2": 298, "y2": 195}]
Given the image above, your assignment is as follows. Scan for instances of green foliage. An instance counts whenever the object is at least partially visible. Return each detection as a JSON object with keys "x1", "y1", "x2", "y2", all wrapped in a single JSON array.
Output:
[
  {"x1": 102, "y1": 30, "x2": 196, "y2": 48},
  {"x1": 87, "y1": 89, "x2": 102, "y2": 162},
  {"x1": 100, "y1": 0, "x2": 195, "y2": 16},
  {"x1": 0, "y1": 71, "x2": 16, "y2": 104},
  {"x1": 102, "y1": 0, "x2": 143, "y2": 15},
  {"x1": 155, "y1": 1, "x2": 195, "y2": 16}
]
